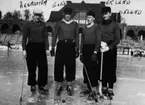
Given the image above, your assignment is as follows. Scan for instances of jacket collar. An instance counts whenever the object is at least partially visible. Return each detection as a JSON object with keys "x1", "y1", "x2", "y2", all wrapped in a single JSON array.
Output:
[
  {"x1": 86, "y1": 22, "x2": 94, "y2": 28},
  {"x1": 62, "y1": 18, "x2": 74, "y2": 24}
]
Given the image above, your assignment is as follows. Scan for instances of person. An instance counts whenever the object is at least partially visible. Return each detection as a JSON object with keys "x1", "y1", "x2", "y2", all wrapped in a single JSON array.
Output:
[
  {"x1": 131, "y1": 50, "x2": 133, "y2": 56},
  {"x1": 22, "y1": 8, "x2": 49, "y2": 95},
  {"x1": 7, "y1": 41, "x2": 12, "y2": 50},
  {"x1": 99, "y1": 6, "x2": 120, "y2": 99},
  {"x1": 79, "y1": 11, "x2": 101, "y2": 102},
  {"x1": 50, "y1": 7, "x2": 79, "y2": 96}
]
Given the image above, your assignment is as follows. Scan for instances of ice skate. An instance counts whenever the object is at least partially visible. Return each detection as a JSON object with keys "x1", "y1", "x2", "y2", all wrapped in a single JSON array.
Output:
[
  {"x1": 107, "y1": 89, "x2": 114, "y2": 100},
  {"x1": 102, "y1": 87, "x2": 108, "y2": 97},
  {"x1": 38, "y1": 86, "x2": 49, "y2": 95},
  {"x1": 79, "y1": 88, "x2": 90, "y2": 97},
  {"x1": 30, "y1": 86, "x2": 36, "y2": 94},
  {"x1": 66, "y1": 85, "x2": 74, "y2": 96},
  {"x1": 55, "y1": 86, "x2": 63, "y2": 96},
  {"x1": 87, "y1": 91, "x2": 98, "y2": 103}
]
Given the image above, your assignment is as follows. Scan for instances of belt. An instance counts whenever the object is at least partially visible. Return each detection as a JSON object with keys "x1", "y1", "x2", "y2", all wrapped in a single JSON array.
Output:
[
  {"x1": 107, "y1": 40, "x2": 113, "y2": 45},
  {"x1": 59, "y1": 39, "x2": 75, "y2": 43}
]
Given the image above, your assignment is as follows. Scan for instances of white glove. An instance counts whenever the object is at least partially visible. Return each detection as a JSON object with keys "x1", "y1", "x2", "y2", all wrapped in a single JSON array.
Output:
[
  {"x1": 22, "y1": 50, "x2": 27, "y2": 59},
  {"x1": 101, "y1": 41, "x2": 107, "y2": 49},
  {"x1": 46, "y1": 50, "x2": 50, "y2": 56},
  {"x1": 100, "y1": 45, "x2": 109, "y2": 52}
]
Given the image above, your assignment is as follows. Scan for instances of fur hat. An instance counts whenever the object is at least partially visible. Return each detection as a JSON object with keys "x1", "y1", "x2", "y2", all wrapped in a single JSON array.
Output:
[
  {"x1": 63, "y1": 7, "x2": 73, "y2": 15},
  {"x1": 101, "y1": 6, "x2": 111, "y2": 14},
  {"x1": 86, "y1": 11, "x2": 95, "y2": 18}
]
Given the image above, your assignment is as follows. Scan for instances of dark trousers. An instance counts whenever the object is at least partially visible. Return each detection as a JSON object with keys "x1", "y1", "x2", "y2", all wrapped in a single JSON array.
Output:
[
  {"x1": 54, "y1": 40, "x2": 76, "y2": 82},
  {"x1": 82, "y1": 44, "x2": 99, "y2": 88},
  {"x1": 98, "y1": 47, "x2": 117, "y2": 88},
  {"x1": 26, "y1": 42, "x2": 48, "y2": 87}
]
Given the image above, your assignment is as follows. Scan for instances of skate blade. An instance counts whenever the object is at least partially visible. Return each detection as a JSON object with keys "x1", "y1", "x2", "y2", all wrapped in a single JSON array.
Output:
[
  {"x1": 54, "y1": 100, "x2": 61, "y2": 105},
  {"x1": 53, "y1": 96, "x2": 61, "y2": 105},
  {"x1": 28, "y1": 97, "x2": 37, "y2": 103},
  {"x1": 86, "y1": 101, "x2": 96, "y2": 104},
  {"x1": 108, "y1": 96, "x2": 113, "y2": 100}
]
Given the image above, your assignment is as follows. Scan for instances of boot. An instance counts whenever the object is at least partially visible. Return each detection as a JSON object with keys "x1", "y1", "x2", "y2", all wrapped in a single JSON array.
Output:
[
  {"x1": 66, "y1": 85, "x2": 74, "y2": 96},
  {"x1": 38, "y1": 86, "x2": 49, "y2": 95},
  {"x1": 102, "y1": 87, "x2": 108, "y2": 96},
  {"x1": 80, "y1": 88, "x2": 90, "y2": 97},
  {"x1": 87, "y1": 91, "x2": 98, "y2": 102},
  {"x1": 107, "y1": 88, "x2": 114, "y2": 100},
  {"x1": 30, "y1": 86, "x2": 36, "y2": 94},
  {"x1": 55, "y1": 86, "x2": 63, "y2": 96}
]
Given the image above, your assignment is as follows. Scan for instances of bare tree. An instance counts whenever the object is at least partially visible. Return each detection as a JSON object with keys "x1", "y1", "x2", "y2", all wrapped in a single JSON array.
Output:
[
  {"x1": 3, "y1": 12, "x2": 13, "y2": 20},
  {"x1": 0, "y1": 11, "x2": 2, "y2": 20},
  {"x1": 24, "y1": 9, "x2": 30, "y2": 20},
  {"x1": 13, "y1": 10, "x2": 21, "y2": 20}
]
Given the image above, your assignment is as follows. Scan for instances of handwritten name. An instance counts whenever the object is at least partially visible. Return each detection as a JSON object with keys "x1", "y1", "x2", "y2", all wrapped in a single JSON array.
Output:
[
  {"x1": 119, "y1": 9, "x2": 142, "y2": 15},
  {"x1": 105, "y1": 0, "x2": 143, "y2": 15},
  {"x1": 20, "y1": 0, "x2": 48, "y2": 8},
  {"x1": 52, "y1": 1, "x2": 67, "y2": 8},
  {"x1": 105, "y1": 0, "x2": 131, "y2": 5}
]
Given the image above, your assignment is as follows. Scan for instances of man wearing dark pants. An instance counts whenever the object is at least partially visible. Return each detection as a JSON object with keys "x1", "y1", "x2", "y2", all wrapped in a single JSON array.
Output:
[
  {"x1": 50, "y1": 7, "x2": 79, "y2": 96},
  {"x1": 99, "y1": 6, "x2": 120, "y2": 99},
  {"x1": 54, "y1": 40, "x2": 76, "y2": 83},
  {"x1": 79, "y1": 11, "x2": 101, "y2": 102},
  {"x1": 22, "y1": 8, "x2": 49, "y2": 95}
]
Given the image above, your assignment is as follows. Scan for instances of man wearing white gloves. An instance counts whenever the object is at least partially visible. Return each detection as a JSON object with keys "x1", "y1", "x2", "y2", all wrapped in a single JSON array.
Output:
[
  {"x1": 98, "y1": 6, "x2": 120, "y2": 99},
  {"x1": 100, "y1": 41, "x2": 109, "y2": 52}
]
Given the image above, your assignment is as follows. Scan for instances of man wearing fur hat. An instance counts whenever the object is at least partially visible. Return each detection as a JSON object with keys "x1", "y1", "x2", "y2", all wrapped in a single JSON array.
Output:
[
  {"x1": 98, "y1": 6, "x2": 120, "y2": 99},
  {"x1": 22, "y1": 8, "x2": 49, "y2": 95},
  {"x1": 79, "y1": 10, "x2": 101, "y2": 102},
  {"x1": 50, "y1": 7, "x2": 79, "y2": 96}
]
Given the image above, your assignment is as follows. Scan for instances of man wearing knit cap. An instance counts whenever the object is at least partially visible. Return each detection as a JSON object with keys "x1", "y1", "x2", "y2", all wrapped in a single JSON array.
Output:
[
  {"x1": 79, "y1": 10, "x2": 101, "y2": 102},
  {"x1": 22, "y1": 8, "x2": 49, "y2": 95},
  {"x1": 98, "y1": 6, "x2": 120, "y2": 99},
  {"x1": 50, "y1": 7, "x2": 79, "y2": 96},
  {"x1": 33, "y1": 8, "x2": 43, "y2": 15}
]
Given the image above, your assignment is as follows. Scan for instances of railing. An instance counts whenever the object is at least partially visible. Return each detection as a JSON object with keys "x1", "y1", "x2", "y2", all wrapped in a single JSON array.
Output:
[
  {"x1": 0, "y1": 33, "x2": 22, "y2": 45},
  {"x1": 117, "y1": 46, "x2": 130, "y2": 55}
]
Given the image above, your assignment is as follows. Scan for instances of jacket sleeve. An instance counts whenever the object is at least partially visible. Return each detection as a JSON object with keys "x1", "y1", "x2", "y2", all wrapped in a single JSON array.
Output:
[
  {"x1": 79, "y1": 29, "x2": 84, "y2": 53},
  {"x1": 44, "y1": 24, "x2": 49, "y2": 50},
  {"x1": 52, "y1": 22, "x2": 60, "y2": 48},
  {"x1": 108, "y1": 22, "x2": 120, "y2": 49},
  {"x1": 94, "y1": 25, "x2": 101, "y2": 52},
  {"x1": 75, "y1": 22, "x2": 79, "y2": 50},
  {"x1": 22, "y1": 22, "x2": 29, "y2": 51}
]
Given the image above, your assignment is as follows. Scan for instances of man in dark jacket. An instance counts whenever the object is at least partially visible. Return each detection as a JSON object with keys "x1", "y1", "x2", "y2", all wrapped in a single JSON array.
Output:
[
  {"x1": 99, "y1": 6, "x2": 120, "y2": 99},
  {"x1": 50, "y1": 7, "x2": 79, "y2": 96},
  {"x1": 22, "y1": 8, "x2": 49, "y2": 95},
  {"x1": 79, "y1": 11, "x2": 101, "y2": 102}
]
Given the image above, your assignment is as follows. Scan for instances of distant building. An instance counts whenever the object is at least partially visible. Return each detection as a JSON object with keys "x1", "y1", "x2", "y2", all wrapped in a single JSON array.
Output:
[
  {"x1": 125, "y1": 25, "x2": 145, "y2": 40},
  {"x1": 0, "y1": 19, "x2": 24, "y2": 34},
  {"x1": 46, "y1": 1, "x2": 121, "y2": 31},
  {"x1": 1, "y1": 1, "x2": 145, "y2": 41}
]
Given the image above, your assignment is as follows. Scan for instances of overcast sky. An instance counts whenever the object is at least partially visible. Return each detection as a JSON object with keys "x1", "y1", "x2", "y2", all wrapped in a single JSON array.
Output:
[{"x1": 0, "y1": 0, "x2": 144, "y2": 26}]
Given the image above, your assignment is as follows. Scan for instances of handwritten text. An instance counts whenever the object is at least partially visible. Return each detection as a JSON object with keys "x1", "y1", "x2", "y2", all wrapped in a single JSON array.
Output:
[
  {"x1": 52, "y1": 1, "x2": 66, "y2": 8},
  {"x1": 105, "y1": 0, "x2": 131, "y2": 5},
  {"x1": 20, "y1": 0, "x2": 48, "y2": 8},
  {"x1": 119, "y1": 9, "x2": 142, "y2": 15},
  {"x1": 105, "y1": 0, "x2": 142, "y2": 15}
]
